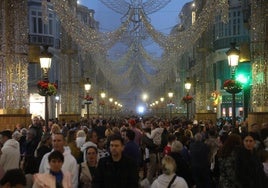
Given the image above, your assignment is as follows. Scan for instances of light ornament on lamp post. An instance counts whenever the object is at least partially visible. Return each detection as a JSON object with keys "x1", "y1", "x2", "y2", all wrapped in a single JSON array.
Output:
[
  {"x1": 167, "y1": 89, "x2": 174, "y2": 120},
  {"x1": 84, "y1": 78, "x2": 92, "y2": 120},
  {"x1": 39, "y1": 46, "x2": 53, "y2": 126},
  {"x1": 184, "y1": 77, "x2": 192, "y2": 120},
  {"x1": 225, "y1": 42, "x2": 241, "y2": 127}
]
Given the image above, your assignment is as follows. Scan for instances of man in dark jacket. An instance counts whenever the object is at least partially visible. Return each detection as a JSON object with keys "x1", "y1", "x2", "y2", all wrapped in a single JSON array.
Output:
[
  {"x1": 92, "y1": 134, "x2": 139, "y2": 188},
  {"x1": 190, "y1": 132, "x2": 212, "y2": 188},
  {"x1": 123, "y1": 129, "x2": 141, "y2": 166}
]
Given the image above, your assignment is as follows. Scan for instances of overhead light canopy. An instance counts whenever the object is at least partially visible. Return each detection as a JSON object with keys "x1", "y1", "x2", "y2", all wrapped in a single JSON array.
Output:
[{"x1": 226, "y1": 42, "x2": 240, "y2": 67}]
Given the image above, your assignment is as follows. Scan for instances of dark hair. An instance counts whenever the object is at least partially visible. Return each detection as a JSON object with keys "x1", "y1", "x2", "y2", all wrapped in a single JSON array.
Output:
[
  {"x1": 126, "y1": 129, "x2": 135, "y2": 141},
  {"x1": 242, "y1": 132, "x2": 257, "y2": 141},
  {"x1": 41, "y1": 133, "x2": 51, "y2": 144},
  {"x1": 48, "y1": 150, "x2": 64, "y2": 163},
  {"x1": 0, "y1": 130, "x2": 12, "y2": 139},
  {"x1": 0, "y1": 169, "x2": 26, "y2": 186},
  {"x1": 168, "y1": 134, "x2": 176, "y2": 142},
  {"x1": 86, "y1": 146, "x2": 98, "y2": 154},
  {"x1": 109, "y1": 134, "x2": 124, "y2": 145},
  {"x1": 66, "y1": 129, "x2": 76, "y2": 143},
  {"x1": 218, "y1": 133, "x2": 242, "y2": 158}
]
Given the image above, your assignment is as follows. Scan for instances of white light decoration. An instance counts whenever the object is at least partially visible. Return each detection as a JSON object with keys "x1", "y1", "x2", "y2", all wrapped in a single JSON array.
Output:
[{"x1": 48, "y1": 0, "x2": 229, "y2": 94}]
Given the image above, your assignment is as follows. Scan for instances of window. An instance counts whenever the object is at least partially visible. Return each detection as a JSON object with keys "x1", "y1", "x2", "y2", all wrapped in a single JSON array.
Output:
[{"x1": 30, "y1": 10, "x2": 54, "y2": 35}]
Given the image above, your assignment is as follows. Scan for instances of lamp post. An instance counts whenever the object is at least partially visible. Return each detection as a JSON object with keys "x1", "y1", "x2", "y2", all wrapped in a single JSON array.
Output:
[
  {"x1": 160, "y1": 97, "x2": 164, "y2": 117},
  {"x1": 39, "y1": 46, "x2": 52, "y2": 125},
  {"x1": 114, "y1": 101, "x2": 118, "y2": 116},
  {"x1": 55, "y1": 95, "x2": 60, "y2": 118},
  {"x1": 100, "y1": 91, "x2": 106, "y2": 118},
  {"x1": 168, "y1": 89, "x2": 174, "y2": 119},
  {"x1": 155, "y1": 100, "x2": 159, "y2": 116},
  {"x1": 184, "y1": 77, "x2": 192, "y2": 120},
  {"x1": 84, "y1": 78, "x2": 91, "y2": 120},
  {"x1": 142, "y1": 93, "x2": 149, "y2": 113},
  {"x1": 226, "y1": 42, "x2": 240, "y2": 126},
  {"x1": 109, "y1": 97, "x2": 113, "y2": 117}
]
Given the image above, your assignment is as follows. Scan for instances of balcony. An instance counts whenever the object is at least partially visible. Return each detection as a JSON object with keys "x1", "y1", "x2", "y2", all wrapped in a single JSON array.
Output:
[{"x1": 28, "y1": 34, "x2": 60, "y2": 49}]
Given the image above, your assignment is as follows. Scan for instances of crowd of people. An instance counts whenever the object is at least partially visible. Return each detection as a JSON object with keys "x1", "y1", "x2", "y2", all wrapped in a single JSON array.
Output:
[{"x1": 0, "y1": 115, "x2": 267, "y2": 188}]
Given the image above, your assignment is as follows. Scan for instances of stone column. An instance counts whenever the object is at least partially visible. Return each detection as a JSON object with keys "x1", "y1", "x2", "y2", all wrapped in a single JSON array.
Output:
[
  {"x1": 0, "y1": 0, "x2": 31, "y2": 127},
  {"x1": 248, "y1": 0, "x2": 268, "y2": 126}
]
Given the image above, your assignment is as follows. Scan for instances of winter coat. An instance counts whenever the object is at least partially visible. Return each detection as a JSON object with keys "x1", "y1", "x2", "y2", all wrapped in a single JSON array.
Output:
[
  {"x1": 92, "y1": 155, "x2": 139, "y2": 188},
  {"x1": 79, "y1": 162, "x2": 96, "y2": 188},
  {"x1": 151, "y1": 173, "x2": 188, "y2": 188},
  {"x1": 235, "y1": 147, "x2": 268, "y2": 188},
  {"x1": 169, "y1": 152, "x2": 194, "y2": 187},
  {"x1": 33, "y1": 171, "x2": 72, "y2": 188},
  {"x1": 39, "y1": 147, "x2": 78, "y2": 188},
  {"x1": 0, "y1": 139, "x2": 20, "y2": 171}
]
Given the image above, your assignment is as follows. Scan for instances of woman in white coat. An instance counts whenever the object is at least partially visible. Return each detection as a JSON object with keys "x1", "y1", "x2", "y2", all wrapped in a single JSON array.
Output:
[
  {"x1": 151, "y1": 156, "x2": 188, "y2": 188},
  {"x1": 79, "y1": 145, "x2": 98, "y2": 188}
]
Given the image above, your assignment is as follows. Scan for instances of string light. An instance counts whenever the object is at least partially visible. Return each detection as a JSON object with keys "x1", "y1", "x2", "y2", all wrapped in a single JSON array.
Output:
[{"x1": 50, "y1": 0, "x2": 228, "y2": 94}]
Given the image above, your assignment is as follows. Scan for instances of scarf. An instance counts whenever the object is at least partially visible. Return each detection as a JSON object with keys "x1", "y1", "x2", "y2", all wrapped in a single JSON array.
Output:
[{"x1": 50, "y1": 170, "x2": 63, "y2": 188}]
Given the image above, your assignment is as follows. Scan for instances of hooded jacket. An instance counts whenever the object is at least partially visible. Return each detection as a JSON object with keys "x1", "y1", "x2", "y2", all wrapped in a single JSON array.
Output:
[
  {"x1": 0, "y1": 139, "x2": 20, "y2": 171},
  {"x1": 151, "y1": 173, "x2": 188, "y2": 188},
  {"x1": 39, "y1": 147, "x2": 78, "y2": 188}
]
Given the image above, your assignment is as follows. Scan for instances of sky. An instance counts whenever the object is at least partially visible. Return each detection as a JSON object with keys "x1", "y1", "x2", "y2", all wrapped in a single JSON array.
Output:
[
  {"x1": 76, "y1": 0, "x2": 192, "y2": 110},
  {"x1": 78, "y1": 0, "x2": 192, "y2": 34}
]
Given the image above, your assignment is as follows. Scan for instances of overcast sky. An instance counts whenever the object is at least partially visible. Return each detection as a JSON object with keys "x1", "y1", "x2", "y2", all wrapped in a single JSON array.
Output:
[{"x1": 78, "y1": 0, "x2": 192, "y2": 34}]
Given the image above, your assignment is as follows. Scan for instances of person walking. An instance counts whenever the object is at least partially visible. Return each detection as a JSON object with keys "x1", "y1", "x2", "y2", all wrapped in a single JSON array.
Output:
[
  {"x1": 39, "y1": 133, "x2": 78, "y2": 188},
  {"x1": 0, "y1": 130, "x2": 20, "y2": 172},
  {"x1": 189, "y1": 133, "x2": 212, "y2": 188},
  {"x1": 218, "y1": 133, "x2": 242, "y2": 188},
  {"x1": 33, "y1": 150, "x2": 72, "y2": 188},
  {"x1": 151, "y1": 155, "x2": 188, "y2": 188},
  {"x1": 92, "y1": 134, "x2": 139, "y2": 188},
  {"x1": 79, "y1": 146, "x2": 98, "y2": 188},
  {"x1": 235, "y1": 132, "x2": 268, "y2": 188}
]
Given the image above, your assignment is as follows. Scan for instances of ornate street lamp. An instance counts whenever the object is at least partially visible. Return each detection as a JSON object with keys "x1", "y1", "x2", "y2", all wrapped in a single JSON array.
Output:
[
  {"x1": 109, "y1": 97, "x2": 113, "y2": 117},
  {"x1": 84, "y1": 78, "x2": 91, "y2": 92},
  {"x1": 184, "y1": 77, "x2": 192, "y2": 120},
  {"x1": 100, "y1": 90, "x2": 106, "y2": 118},
  {"x1": 84, "y1": 78, "x2": 91, "y2": 120},
  {"x1": 40, "y1": 46, "x2": 52, "y2": 81},
  {"x1": 167, "y1": 89, "x2": 174, "y2": 119},
  {"x1": 39, "y1": 46, "x2": 52, "y2": 125},
  {"x1": 160, "y1": 97, "x2": 165, "y2": 117},
  {"x1": 225, "y1": 42, "x2": 240, "y2": 126}
]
